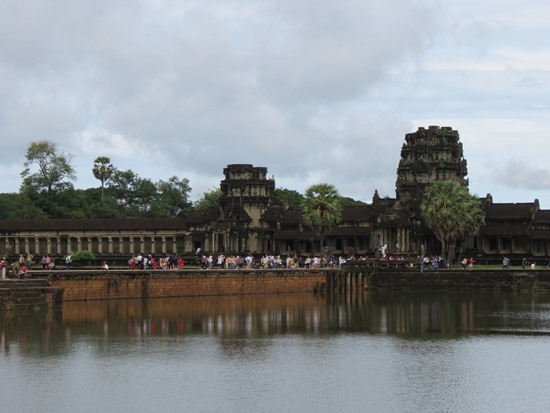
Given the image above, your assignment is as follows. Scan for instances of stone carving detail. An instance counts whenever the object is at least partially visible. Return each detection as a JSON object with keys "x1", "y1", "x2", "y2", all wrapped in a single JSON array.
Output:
[{"x1": 395, "y1": 126, "x2": 468, "y2": 201}]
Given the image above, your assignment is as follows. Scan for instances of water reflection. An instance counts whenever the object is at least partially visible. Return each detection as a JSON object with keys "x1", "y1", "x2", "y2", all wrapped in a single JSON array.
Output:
[{"x1": 2, "y1": 291, "x2": 550, "y2": 356}]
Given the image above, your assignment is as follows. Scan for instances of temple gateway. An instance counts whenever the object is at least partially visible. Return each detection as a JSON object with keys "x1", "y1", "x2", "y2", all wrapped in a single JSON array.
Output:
[{"x1": 1, "y1": 125, "x2": 550, "y2": 264}]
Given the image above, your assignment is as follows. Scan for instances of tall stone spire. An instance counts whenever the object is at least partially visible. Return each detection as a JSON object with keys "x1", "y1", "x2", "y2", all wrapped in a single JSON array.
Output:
[{"x1": 395, "y1": 126, "x2": 468, "y2": 202}]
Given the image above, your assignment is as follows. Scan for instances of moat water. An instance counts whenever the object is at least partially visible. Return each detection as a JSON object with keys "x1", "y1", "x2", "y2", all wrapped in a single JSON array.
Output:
[{"x1": 1, "y1": 291, "x2": 550, "y2": 413}]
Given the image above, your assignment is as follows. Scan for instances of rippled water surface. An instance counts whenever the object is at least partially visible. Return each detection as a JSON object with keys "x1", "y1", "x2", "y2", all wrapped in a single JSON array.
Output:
[{"x1": 2, "y1": 291, "x2": 550, "y2": 413}]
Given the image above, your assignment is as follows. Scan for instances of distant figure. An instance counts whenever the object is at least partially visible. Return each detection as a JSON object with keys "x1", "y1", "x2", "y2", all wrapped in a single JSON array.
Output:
[
  {"x1": 531, "y1": 262, "x2": 536, "y2": 270},
  {"x1": 420, "y1": 256, "x2": 428, "y2": 273},
  {"x1": 0, "y1": 257, "x2": 8, "y2": 279},
  {"x1": 468, "y1": 257, "x2": 474, "y2": 270},
  {"x1": 102, "y1": 261, "x2": 109, "y2": 271},
  {"x1": 432, "y1": 258, "x2": 439, "y2": 273},
  {"x1": 0, "y1": 257, "x2": 6, "y2": 279},
  {"x1": 522, "y1": 257, "x2": 527, "y2": 270},
  {"x1": 502, "y1": 257, "x2": 510, "y2": 269},
  {"x1": 461, "y1": 257, "x2": 467, "y2": 270},
  {"x1": 65, "y1": 253, "x2": 73, "y2": 270}
]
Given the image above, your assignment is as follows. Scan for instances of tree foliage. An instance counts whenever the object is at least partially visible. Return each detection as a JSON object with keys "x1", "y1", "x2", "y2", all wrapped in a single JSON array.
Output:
[
  {"x1": 92, "y1": 156, "x2": 114, "y2": 201},
  {"x1": 273, "y1": 188, "x2": 304, "y2": 210},
  {"x1": 108, "y1": 169, "x2": 156, "y2": 216},
  {"x1": 20, "y1": 140, "x2": 76, "y2": 194},
  {"x1": 339, "y1": 196, "x2": 367, "y2": 207},
  {"x1": 4, "y1": 140, "x2": 372, "y2": 220},
  {"x1": 301, "y1": 183, "x2": 343, "y2": 252},
  {"x1": 70, "y1": 250, "x2": 96, "y2": 267},
  {"x1": 0, "y1": 193, "x2": 48, "y2": 219},
  {"x1": 194, "y1": 188, "x2": 222, "y2": 211},
  {"x1": 151, "y1": 176, "x2": 192, "y2": 217},
  {"x1": 421, "y1": 180, "x2": 485, "y2": 259}
]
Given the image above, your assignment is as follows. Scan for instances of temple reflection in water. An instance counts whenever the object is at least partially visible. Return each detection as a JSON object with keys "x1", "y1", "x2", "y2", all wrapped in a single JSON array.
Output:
[{"x1": 2, "y1": 291, "x2": 550, "y2": 356}]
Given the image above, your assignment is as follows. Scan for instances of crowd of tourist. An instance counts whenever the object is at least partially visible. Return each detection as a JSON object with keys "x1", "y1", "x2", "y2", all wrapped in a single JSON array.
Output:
[
  {"x1": 123, "y1": 253, "x2": 351, "y2": 271},
  {"x1": 127, "y1": 253, "x2": 184, "y2": 270},
  {"x1": 6, "y1": 250, "x2": 550, "y2": 279}
]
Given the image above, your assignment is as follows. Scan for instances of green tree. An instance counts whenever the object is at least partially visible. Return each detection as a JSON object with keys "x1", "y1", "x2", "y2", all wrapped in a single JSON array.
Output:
[
  {"x1": 339, "y1": 196, "x2": 367, "y2": 206},
  {"x1": 92, "y1": 156, "x2": 114, "y2": 201},
  {"x1": 273, "y1": 188, "x2": 304, "y2": 210},
  {"x1": 301, "y1": 183, "x2": 343, "y2": 253},
  {"x1": 20, "y1": 140, "x2": 76, "y2": 194},
  {"x1": 152, "y1": 176, "x2": 192, "y2": 217},
  {"x1": 194, "y1": 188, "x2": 222, "y2": 211},
  {"x1": 109, "y1": 169, "x2": 148, "y2": 216},
  {"x1": 420, "y1": 180, "x2": 485, "y2": 260},
  {"x1": 0, "y1": 193, "x2": 47, "y2": 219}
]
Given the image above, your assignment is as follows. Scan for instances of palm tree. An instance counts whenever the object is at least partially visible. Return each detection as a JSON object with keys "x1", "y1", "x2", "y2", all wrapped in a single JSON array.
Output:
[
  {"x1": 421, "y1": 180, "x2": 485, "y2": 260},
  {"x1": 92, "y1": 156, "x2": 114, "y2": 201},
  {"x1": 301, "y1": 183, "x2": 343, "y2": 255}
]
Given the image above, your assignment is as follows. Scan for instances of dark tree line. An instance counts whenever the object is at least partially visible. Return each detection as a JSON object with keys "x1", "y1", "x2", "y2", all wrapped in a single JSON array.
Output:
[
  {"x1": 0, "y1": 141, "x2": 192, "y2": 219},
  {"x1": 0, "y1": 140, "x2": 366, "y2": 220}
]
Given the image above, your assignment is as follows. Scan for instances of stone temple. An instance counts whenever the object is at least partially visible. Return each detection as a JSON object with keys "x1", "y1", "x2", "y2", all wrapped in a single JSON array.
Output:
[{"x1": 1, "y1": 125, "x2": 549, "y2": 264}]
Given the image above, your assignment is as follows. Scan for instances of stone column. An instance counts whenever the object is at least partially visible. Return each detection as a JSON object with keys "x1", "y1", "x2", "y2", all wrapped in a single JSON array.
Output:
[
  {"x1": 130, "y1": 237, "x2": 134, "y2": 254},
  {"x1": 47, "y1": 238, "x2": 51, "y2": 255},
  {"x1": 108, "y1": 237, "x2": 113, "y2": 254}
]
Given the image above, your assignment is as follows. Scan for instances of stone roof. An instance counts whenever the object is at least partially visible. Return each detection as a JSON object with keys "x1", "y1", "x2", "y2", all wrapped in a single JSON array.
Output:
[
  {"x1": 274, "y1": 229, "x2": 316, "y2": 241},
  {"x1": 480, "y1": 223, "x2": 530, "y2": 236},
  {"x1": 261, "y1": 205, "x2": 285, "y2": 222},
  {"x1": 327, "y1": 226, "x2": 371, "y2": 236},
  {"x1": 186, "y1": 211, "x2": 208, "y2": 225},
  {"x1": 279, "y1": 210, "x2": 303, "y2": 225},
  {"x1": 530, "y1": 229, "x2": 550, "y2": 239},
  {"x1": 341, "y1": 205, "x2": 372, "y2": 222},
  {"x1": 533, "y1": 210, "x2": 550, "y2": 224},
  {"x1": 0, "y1": 218, "x2": 188, "y2": 232},
  {"x1": 222, "y1": 205, "x2": 252, "y2": 222},
  {"x1": 484, "y1": 203, "x2": 535, "y2": 220}
]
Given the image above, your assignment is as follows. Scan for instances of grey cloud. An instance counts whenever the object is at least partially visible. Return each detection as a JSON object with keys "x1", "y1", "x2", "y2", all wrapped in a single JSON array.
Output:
[
  {"x1": 9, "y1": 0, "x2": 546, "y2": 208},
  {"x1": 494, "y1": 161, "x2": 550, "y2": 190}
]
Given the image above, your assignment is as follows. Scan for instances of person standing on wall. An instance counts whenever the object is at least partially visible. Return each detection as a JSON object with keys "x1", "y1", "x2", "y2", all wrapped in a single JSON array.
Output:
[{"x1": 65, "y1": 253, "x2": 72, "y2": 270}]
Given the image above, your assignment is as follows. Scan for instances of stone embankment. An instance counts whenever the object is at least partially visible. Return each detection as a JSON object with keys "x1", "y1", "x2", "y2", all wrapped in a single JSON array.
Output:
[
  {"x1": 3, "y1": 267, "x2": 550, "y2": 312},
  {"x1": 338, "y1": 267, "x2": 550, "y2": 292},
  {"x1": 35, "y1": 268, "x2": 329, "y2": 301}
]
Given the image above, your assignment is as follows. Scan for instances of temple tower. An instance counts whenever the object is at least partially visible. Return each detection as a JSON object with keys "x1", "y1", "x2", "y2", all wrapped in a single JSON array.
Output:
[
  {"x1": 395, "y1": 126, "x2": 468, "y2": 202},
  {"x1": 219, "y1": 164, "x2": 274, "y2": 225}
]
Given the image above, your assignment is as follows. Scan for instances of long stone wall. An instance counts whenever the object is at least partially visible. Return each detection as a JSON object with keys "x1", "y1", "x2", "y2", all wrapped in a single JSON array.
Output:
[
  {"x1": 17, "y1": 267, "x2": 550, "y2": 306},
  {"x1": 339, "y1": 268, "x2": 550, "y2": 292},
  {"x1": 38, "y1": 269, "x2": 329, "y2": 301}
]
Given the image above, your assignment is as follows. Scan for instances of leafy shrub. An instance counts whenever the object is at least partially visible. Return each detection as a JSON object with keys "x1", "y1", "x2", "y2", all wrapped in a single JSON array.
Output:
[{"x1": 70, "y1": 250, "x2": 96, "y2": 267}]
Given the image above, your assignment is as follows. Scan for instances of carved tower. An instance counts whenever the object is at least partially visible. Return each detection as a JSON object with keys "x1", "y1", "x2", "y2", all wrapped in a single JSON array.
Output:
[
  {"x1": 395, "y1": 126, "x2": 468, "y2": 202},
  {"x1": 215, "y1": 164, "x2": 275, "y2": 253}
]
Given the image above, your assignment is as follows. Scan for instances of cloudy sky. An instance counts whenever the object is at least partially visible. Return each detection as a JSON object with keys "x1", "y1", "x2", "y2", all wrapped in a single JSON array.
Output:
[{"x1": 1, "y1": 0, "x2": 549, "y2": 207}]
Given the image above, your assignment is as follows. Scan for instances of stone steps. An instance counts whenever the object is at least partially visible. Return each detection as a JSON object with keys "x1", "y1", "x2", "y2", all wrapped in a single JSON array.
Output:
[{"x1": 0, "y1": 279, "x2": 63, "y2": 311}]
